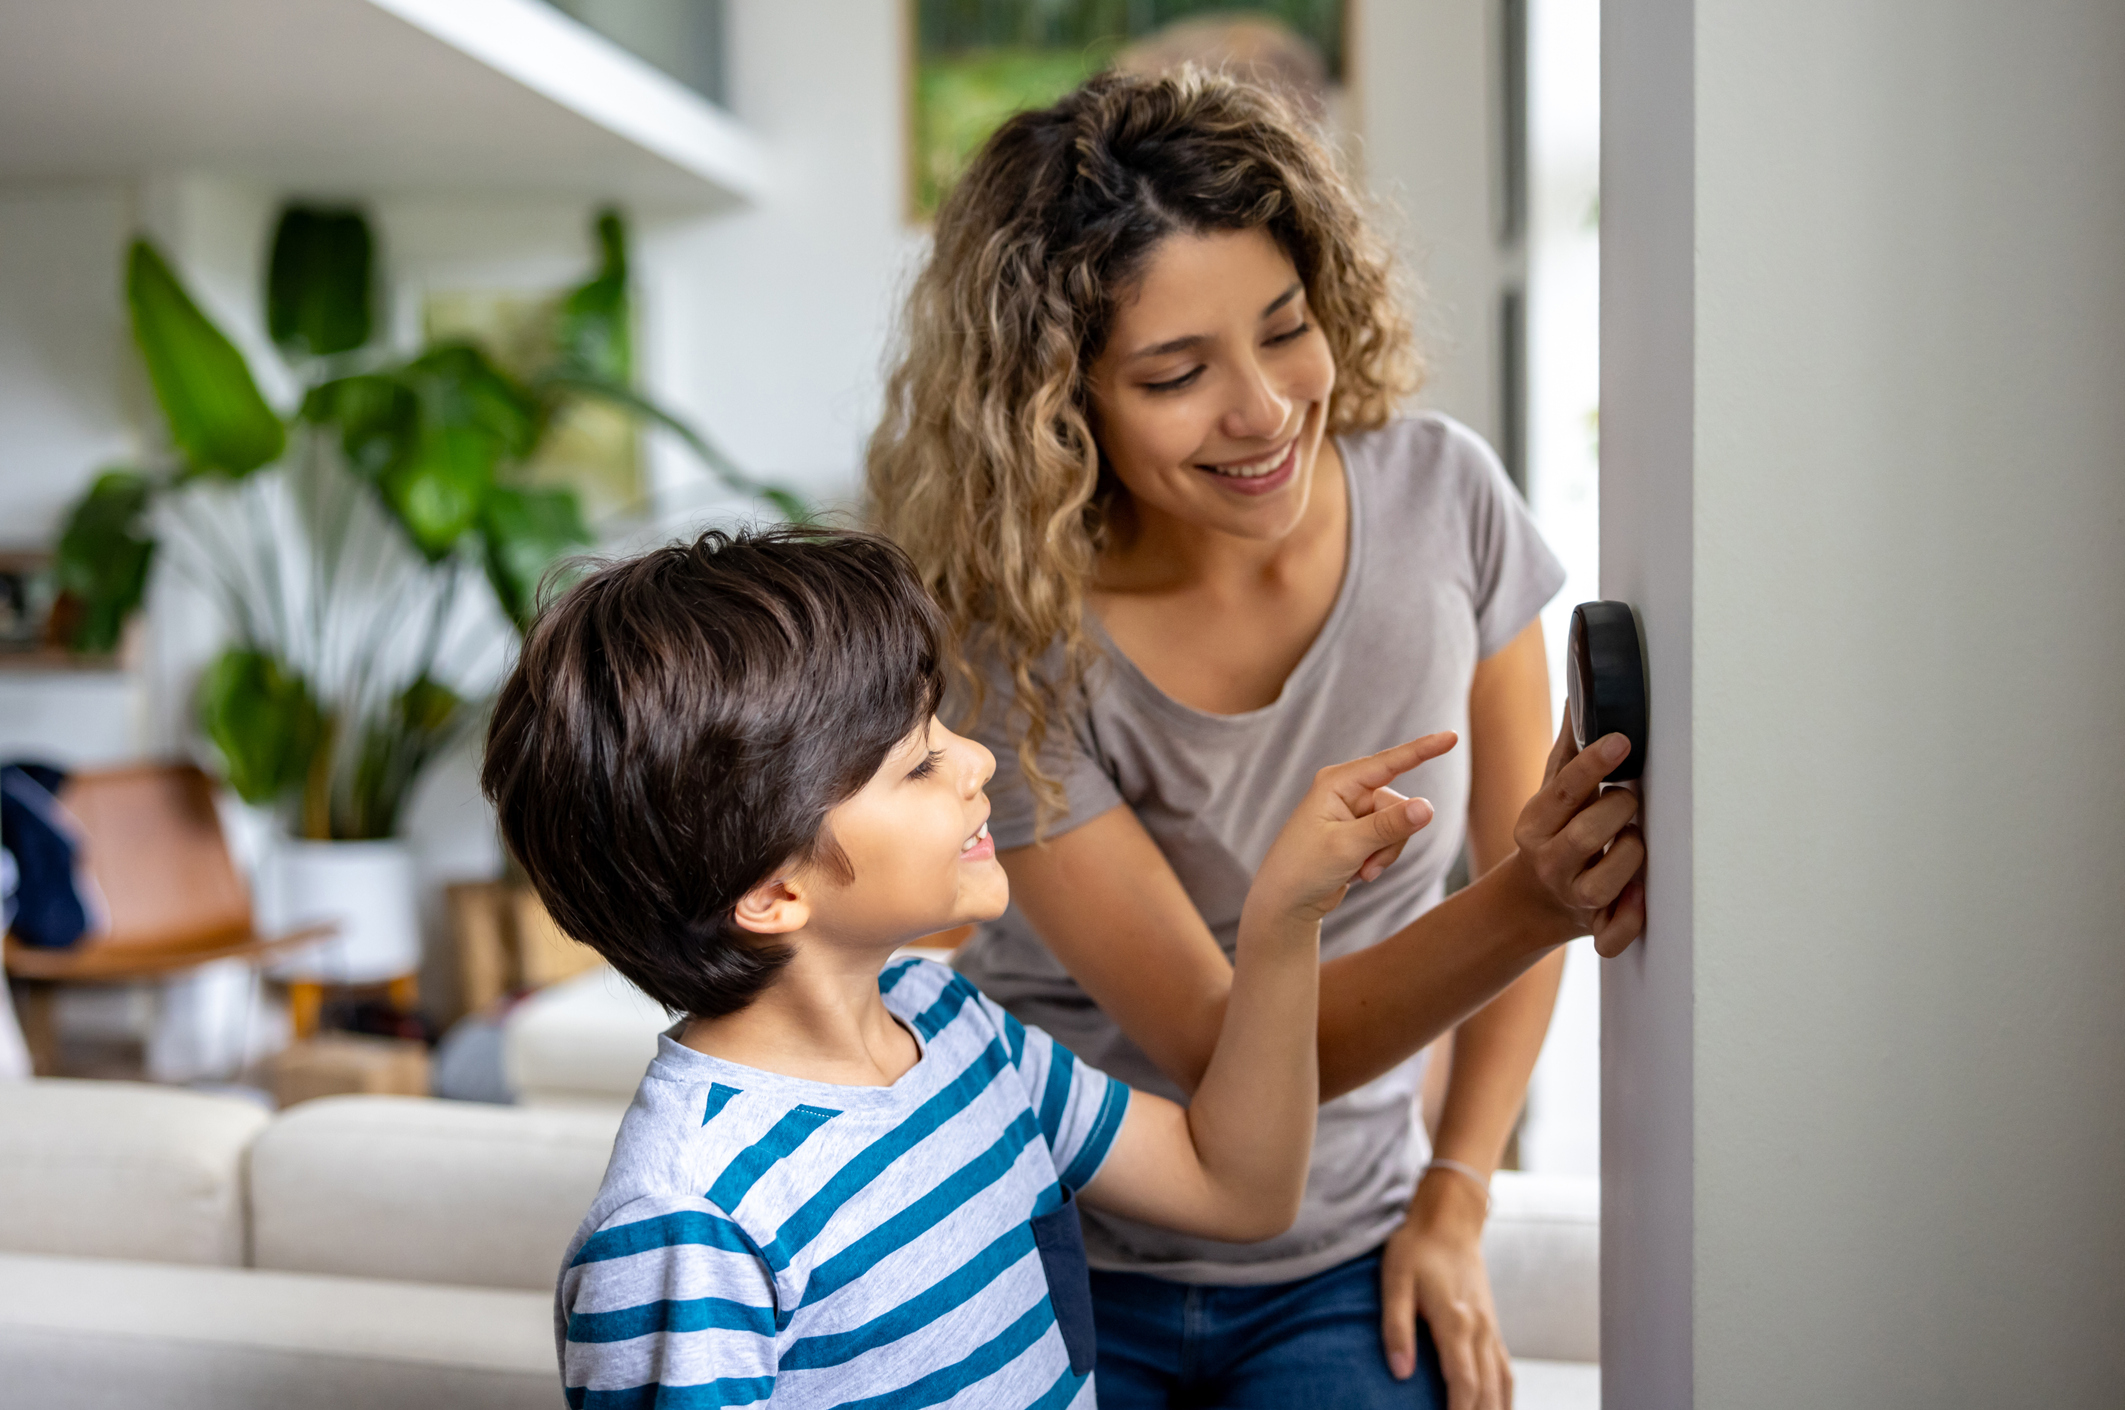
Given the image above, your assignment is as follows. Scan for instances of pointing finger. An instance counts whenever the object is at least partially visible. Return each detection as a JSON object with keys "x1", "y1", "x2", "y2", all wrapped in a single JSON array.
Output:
[{"x1": 1323, "y1": 732, "x2": 1458, "y2": 810}]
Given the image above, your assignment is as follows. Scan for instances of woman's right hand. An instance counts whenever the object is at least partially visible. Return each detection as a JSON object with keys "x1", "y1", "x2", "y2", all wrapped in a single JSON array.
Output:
[{"x1": 1507, "y1": 715, "x2": 1647, "y2": 957}]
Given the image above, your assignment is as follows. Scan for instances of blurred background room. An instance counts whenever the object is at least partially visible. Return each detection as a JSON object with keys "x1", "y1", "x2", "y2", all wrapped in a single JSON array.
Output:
[{"x1": 0, "y1": 3, "x2": 1604, "y2": 1405}]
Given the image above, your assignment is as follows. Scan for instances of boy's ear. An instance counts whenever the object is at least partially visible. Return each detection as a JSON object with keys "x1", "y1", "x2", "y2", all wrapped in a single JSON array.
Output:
[{"x1": 731, "y1": 873, "x2": 809, "y2": 937}]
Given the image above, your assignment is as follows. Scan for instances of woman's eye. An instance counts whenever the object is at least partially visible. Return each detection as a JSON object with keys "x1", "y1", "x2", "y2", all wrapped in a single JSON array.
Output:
[
  {"x1": 907, "y1": 749, "x2": 943, "y2": 781},
  {"x1": 1142, "y1": 366, "x2": 1204, "y2": 393},
  {"x1": 1266, "y1": 320, "x2": 1313, "y2": 346}
]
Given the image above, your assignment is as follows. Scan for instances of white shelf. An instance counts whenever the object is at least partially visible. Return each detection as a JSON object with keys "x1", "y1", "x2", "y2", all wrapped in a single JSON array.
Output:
[{"x1": 0, "y1": 0, "x2": 768, "y2": 210}]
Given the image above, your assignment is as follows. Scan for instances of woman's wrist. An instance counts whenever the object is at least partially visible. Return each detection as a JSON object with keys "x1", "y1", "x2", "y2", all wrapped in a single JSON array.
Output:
[
  {"x1": 1408, "y1": 1159, "x2": 1491, "y2": 1242},
  {"x1": 1476, "y1": 847, "x2": 1587, "y2": 953}
]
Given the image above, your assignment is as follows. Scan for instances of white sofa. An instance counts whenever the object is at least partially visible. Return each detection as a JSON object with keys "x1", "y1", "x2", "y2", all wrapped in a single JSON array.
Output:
[
  {"x1": 0, "y1": 1079, "x2": 615, "y2": 1408},
  {"x1": 507, "y1": 965, "x2": 1604, "y2": 1407}
]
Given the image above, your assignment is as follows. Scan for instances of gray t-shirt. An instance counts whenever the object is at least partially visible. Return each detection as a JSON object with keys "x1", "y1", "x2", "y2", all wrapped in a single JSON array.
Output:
[{"x1": 956, "y1": 413, "x2": 1566, "y2": 1285}]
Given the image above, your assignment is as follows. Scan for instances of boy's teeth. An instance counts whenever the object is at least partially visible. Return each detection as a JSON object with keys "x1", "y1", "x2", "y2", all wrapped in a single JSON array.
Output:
[{"x1": 961, "y1": 822, "x2": 990, "y2": 853}]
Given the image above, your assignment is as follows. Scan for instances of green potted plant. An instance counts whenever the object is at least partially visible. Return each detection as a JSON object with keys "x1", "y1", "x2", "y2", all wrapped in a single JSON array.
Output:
[{"x1": 54, "y1": 203, "x2": 795, "y2": 986}]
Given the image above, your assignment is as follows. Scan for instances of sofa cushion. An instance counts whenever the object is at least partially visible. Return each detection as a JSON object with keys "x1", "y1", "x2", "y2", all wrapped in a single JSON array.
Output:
[
  {"x1": 248, "y1": 1095, "x2": 618, "y2": 1291},
  {"x1": 0, "y1": 1078, "x2": 267, "y2": 1266},
  {"x1": 0, "y1": 1251, "x2": 554, "y2": 1410},
  {"x1": 501, "y1": 963, "x2": 666, "y2": 1108},
  {"x1": 1511, "y1": 1358, "x2": 1601, "y2": 1410},
  {"x1": 1484, "y1": 1171, "x2": 1601, "y2": 1364}
]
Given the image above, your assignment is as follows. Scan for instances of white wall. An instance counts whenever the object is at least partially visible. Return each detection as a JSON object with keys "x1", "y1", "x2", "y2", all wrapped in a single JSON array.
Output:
[
  {"x1": 1357, "y1": 0, "x2": 1514, "y2": 452},
  {"x1": 0, "y1": 185, "x2": 154, "y2": 767},
  {"x1": 0, "y1": 185, "x2": 138, "y2": 545},
  {"x1": 1599, "y1": 0, "x2": 1695, "y2": 1396},
  {"x1": 1604, "y1": 1, "x2": 2125, "y2": 1404},
  {"x1": 637, "y1": 0, "x2": 922, "y2": 522}
]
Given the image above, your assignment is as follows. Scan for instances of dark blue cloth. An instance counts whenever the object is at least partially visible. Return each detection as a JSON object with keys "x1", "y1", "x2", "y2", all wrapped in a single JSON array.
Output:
[
  {"x1": 1089, "y1": 1247, "x2": 1449, "y2": 1409},
  {"x1": 1, "y1": 763, "x2": 88, "y2": 949},
  {"x1": 1033, "y1": 1184, "x2": 1098, "y2": 1375}
]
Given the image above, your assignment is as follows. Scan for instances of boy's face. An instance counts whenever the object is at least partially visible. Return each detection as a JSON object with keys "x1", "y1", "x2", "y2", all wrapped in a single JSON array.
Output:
[{"x1": 801, "y1": 716, "x2": 1008, "y2": 945}]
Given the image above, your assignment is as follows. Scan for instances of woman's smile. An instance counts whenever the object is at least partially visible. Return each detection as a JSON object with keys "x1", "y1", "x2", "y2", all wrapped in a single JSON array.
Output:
[{"x1": 1194, "y1": 435, "x2": 1302, "y2": 496}]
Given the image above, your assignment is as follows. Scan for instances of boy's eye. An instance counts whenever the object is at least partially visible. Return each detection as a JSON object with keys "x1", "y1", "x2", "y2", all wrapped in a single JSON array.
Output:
[{"x1": 907, "y1": 749, "x2": 944, "y2": 781}]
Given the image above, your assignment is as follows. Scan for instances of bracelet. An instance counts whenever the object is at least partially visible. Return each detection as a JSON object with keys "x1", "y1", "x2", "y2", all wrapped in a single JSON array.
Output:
[{"x1": 1424, "y1": 1157, "x2": 1492, "y2": 1211}]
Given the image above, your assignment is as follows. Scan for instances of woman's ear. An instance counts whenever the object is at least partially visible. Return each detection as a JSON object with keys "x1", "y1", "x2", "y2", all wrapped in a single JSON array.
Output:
[{"x1": 731, "y1": 874, "x2": 809, "y2": 936}]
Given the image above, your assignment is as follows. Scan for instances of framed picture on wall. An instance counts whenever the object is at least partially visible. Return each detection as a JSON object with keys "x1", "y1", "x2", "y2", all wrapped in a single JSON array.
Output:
[{"x1": 907, "y1": 0, "x2": 1351, "y2": 222}]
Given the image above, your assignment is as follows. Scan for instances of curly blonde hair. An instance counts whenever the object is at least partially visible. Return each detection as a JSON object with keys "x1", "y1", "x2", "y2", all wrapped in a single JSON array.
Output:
[{"x1": 867, "y1": 67, "x2": 1420, "y2": 829}]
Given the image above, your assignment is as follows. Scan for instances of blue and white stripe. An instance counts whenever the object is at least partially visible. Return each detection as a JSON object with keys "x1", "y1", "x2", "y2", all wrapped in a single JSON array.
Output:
[{"x1": 558, "y1": 959, "x2": 1128, "y2": 1409}]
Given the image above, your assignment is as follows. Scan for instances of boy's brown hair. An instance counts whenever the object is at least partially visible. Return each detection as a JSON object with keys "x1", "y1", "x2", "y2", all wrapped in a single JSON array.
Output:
[{"x1": 481, "y1": 528, "x2": 946, "y2": 1018}]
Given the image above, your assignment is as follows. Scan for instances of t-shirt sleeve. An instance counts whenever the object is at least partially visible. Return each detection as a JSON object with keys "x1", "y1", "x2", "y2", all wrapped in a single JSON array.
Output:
[
  {"x1": 558, "y1": 1196, "x2": 780, "y2": 1406},
  {"x1": 979, "y1": 990, "x2": 1131, "y2": 1191},
  {"x1": 953, "y1": 643, "x2": 1123, "y2": 851},
  {"x1": 1447, "y1": 420, "x2": 1568, "y2": 658}
]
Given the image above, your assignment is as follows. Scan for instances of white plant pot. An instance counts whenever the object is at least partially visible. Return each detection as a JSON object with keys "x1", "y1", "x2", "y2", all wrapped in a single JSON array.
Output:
[{"x1": 262, "y1": 838, "x2": 423, "y2": 985}]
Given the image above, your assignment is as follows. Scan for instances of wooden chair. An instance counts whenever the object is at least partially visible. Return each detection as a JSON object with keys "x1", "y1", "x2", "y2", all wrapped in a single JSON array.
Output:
[{"x1": 2, "y1": 763, "x2": 332, "y2": 1075}]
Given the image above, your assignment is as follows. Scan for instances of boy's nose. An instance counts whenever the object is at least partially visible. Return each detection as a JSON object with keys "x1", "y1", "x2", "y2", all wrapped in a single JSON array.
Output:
[{"x1": 963, "y1": 738, "x2": 996, "y2": 795}]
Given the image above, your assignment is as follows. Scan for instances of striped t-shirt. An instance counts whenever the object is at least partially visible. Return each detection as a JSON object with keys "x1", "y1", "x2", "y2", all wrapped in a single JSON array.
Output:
[{"x1": 557, "y1": 958, "x2": 1131, "y2": 1409}]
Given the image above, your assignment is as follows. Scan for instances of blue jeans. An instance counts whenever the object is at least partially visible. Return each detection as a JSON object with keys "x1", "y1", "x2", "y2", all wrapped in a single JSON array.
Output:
[{"x1": 1089, "y1": 1248, "x2": 1449, "y2": 1408}]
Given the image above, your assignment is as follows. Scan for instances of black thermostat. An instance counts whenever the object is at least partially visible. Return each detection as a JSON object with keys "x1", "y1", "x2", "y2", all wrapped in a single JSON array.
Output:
[{"x1": 1567, "y1": 601, "x2": 1648, "y2": 782}]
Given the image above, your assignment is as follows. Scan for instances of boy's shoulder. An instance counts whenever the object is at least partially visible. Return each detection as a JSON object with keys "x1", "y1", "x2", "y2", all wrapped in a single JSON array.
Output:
[
  {"x1": 879, "y1": 954, "x2": 1011, "y2": 1044},
  {"x1": 566, "y1": 959, "x2": 1018, "y2": 1254}
]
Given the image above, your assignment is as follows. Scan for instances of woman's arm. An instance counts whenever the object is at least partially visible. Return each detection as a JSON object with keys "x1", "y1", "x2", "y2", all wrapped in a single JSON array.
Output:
[
  {"x1": 1080, "y1": 742, "x2": 1439, "y2": 1241},
  {"x1": 1381, "y1": 620, "x2": 1562, "y2": 1407},
  {"x1": 998, "y1": 698, "x2": 1642, "y2": 1102},
  {"x1": 1436, "y1": 622, "x2": 1567, "y2": 1176}
]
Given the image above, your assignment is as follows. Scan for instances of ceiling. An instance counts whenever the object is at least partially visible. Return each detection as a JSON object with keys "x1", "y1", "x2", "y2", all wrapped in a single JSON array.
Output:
[{"x1": 0, "y1": 0, "x2": 766, "y2": 209}]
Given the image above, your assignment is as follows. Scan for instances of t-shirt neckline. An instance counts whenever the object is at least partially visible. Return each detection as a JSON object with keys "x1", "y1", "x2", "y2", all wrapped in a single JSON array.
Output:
[
  {"x1": 1086, "y1": 432, "x2": 1366, "y2": 728},
  {"x1": 646, "y1": 983, "x2": 935, "y2": 1110}
]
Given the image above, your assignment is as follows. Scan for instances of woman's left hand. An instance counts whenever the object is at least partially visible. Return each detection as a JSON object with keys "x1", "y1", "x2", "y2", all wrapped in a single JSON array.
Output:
[{"x1": 1380, "y1": 1169, "x2": 1512, "y2": 1409}]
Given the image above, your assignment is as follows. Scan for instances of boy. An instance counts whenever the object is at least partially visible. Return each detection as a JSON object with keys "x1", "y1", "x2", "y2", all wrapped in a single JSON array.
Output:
[{"x1": 482, "y1": 529, "x2": 1441, "y2": 1408}]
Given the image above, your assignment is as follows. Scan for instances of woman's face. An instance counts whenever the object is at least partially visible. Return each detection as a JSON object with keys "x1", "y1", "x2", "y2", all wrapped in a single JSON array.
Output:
[{"x1": 1088, "y1": 226, "x2": 1337, "y2": 543}]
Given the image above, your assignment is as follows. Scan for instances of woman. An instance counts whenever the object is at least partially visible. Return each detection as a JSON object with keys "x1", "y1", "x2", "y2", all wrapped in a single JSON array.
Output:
[{"x1": 868, "y1": 70, "x2": 1642, "y2": 1409}]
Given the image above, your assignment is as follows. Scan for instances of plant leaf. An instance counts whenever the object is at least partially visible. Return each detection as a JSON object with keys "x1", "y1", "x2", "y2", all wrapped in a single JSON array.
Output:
[
  {"x1": 311, "y1": 348, "x2": 535, "y2": 558},
  {"x1": 52, "y1": 469, "x2": 159, "y2": 654},
  {"x1": 343, "y1": 675, "x2": 464, "y2": 839},
  {"x1": 197, "y1": 648, "x2": 322, "y2": 805},
  {"x1": 267, "y1": 206, "x2": 374, "y2": 359},
  {"x1": 302, "y1": 373, "x2": 418, "y2": 480},
  {"x1": 404, "y1": 343, "x2": 540, "y2": 460},
  {"x1": 479, "y1": 485, "x2": 593, "y2": 628},
  {"x1": 759, "y1": 488, "x2": 814, "y2": 524},
  {"x1": 380, "y1": 423, "x2": 494, "y2": 560},
  {"x1": 396, "y1": 675, "x2": 462, "y2": 736},
  {"x1": 540, "y1": 372, "x2": 810, "y2": 521},
  {"x1": 127, "y1": 240, "x2": 285, "y2": 477},
  {"x1": 557, "y1": 207, "x2": 632, "y2": 385}
]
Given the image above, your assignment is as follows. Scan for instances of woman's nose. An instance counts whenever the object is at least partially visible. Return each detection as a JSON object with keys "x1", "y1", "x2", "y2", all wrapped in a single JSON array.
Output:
[{"x1": 1222, "y1": 357, "x2": 1290, "y2": 441}]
